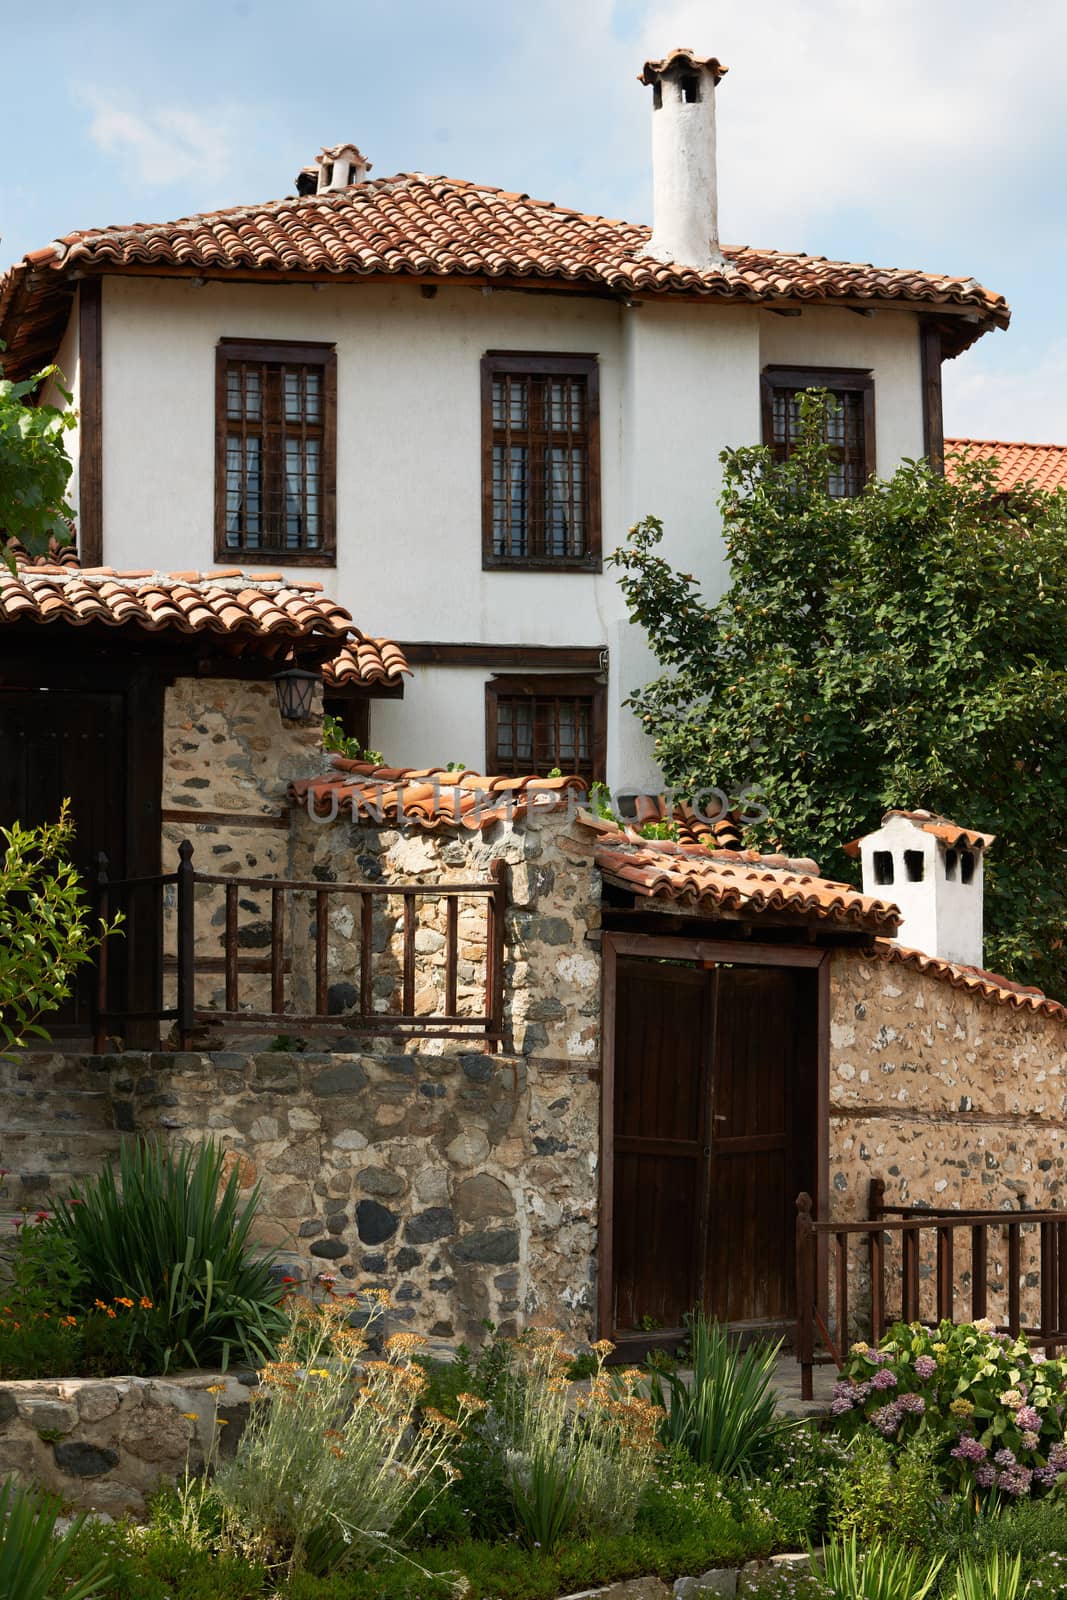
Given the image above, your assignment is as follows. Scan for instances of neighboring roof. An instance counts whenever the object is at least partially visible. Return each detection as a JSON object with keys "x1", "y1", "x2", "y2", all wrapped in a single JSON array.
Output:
[
  {"x1": 630, "y1": 792, "x2": 744, "y2": 851},
  {"x1": 0, "y1": 172, "x2": 1009, "y2": 377},
  {"x1": 593, "y1": 831, "x2": 901, "y2": 935},
  {"x1": 0, "y1": 562, "x2": 409, "y2": 684},
  {"x1": 946, "y1": 438, "x2": 1067, "y2": 496},
  {"x1": 291, "y1": 758, "x2": 586, "y2": 829},
  {"x1": 639, "y1": 49, "x2": 728, "y2": 84},
  {"x1": 843, "y1": 809, "x2": 995, "y2": 858},
  {"x1": 871, "y1": 941, "x2": 1067, "y2": 1024}
]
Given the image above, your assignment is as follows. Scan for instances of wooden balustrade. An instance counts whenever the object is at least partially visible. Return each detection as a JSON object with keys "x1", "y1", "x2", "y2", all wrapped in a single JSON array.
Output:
[
  {"x1": 93, "y1": 841, "x2": 508, "y2": 1052},
  {"x1": 796, "y1": 1184, "x2": 1067, "y2": 1401}
]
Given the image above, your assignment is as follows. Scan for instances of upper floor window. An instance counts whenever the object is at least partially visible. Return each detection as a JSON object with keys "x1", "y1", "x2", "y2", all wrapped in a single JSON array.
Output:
[
  {"x1": 485, "y1": 674, "x2": 605, "y2": 782},
  {"x1": 481, "y1": 352, "x2": 601, "y2": 571},
  {"x1": 760, "y1": 365, "x2": 875, "y2": 498},
  {"x1": 215, "y1": 339, "x2": 336, "y2": 564}
]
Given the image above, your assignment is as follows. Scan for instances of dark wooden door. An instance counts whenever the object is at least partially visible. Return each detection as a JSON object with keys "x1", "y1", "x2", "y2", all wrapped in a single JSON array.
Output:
[
  {"x1": 610, "y1": 956, "x2": 813, "y2": 1338},
  {"x1": 0, "y1": 689, "x2": 127, "y2": 1030},
  {"x1": 611, "y1": 960, "x2": 709, "y2": 1331}
]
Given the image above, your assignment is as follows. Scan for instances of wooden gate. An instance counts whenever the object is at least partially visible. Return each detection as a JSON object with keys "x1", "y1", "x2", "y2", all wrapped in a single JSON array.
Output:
[{"x1": 600, "y1": 935, "x2": 827, "y2": 1350}]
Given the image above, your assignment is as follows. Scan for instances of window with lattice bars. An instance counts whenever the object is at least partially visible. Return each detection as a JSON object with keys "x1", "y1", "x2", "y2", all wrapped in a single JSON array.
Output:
[
  {"x1": 761, "y1": 367, "x2": 875, "y2": 499},
  {"x1": 215, "y1": 339, "x2": 336, "y2": 563},
  {"x1": 486, "y1": 675, "x2": 605, "y2": 781},
  {"x1": 481, "y1": 353, "x2": 601, "y2": 569}
]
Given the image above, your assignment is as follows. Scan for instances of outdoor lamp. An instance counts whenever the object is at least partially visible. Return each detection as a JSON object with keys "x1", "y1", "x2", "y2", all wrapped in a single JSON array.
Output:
[{"x1": 273, "y1": 663, "x2": 320, "y2": 723}]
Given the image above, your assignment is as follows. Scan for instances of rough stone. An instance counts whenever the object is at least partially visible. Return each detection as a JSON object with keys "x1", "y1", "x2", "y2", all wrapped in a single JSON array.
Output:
[
  {"x1": 356, "y1": 1200, "x2": 399, "y2": 1244},
  {"x1": 312, "y1": 1062, "x2": 368, "y2": 1097},
  {"x1": 357, "y1": 1166, "x2": 406, "y2": 1197},
  {"x1": 405, "y1": 1207, "x2": 455, "y2": 1245},
  {"x1": 675, "y1": 1571, "x2": 738, "y2": 1598},
  {"x1": 445, "y1": 1129, "x2": 491, "y2": 1166},
  {"x1": 310, "y1": 1237, "x2": 349, "y2": 1259},
  {"x1": 122, "y1": 1409, "x2": 194, "y2": 1464},
  {"x1": 454, "y1": 1227, "x2": 520, "y2": 1265},
  {"x1": 17, "y1": 1397, "x2": 78, "y2": 1435},
  {"x1": 454, "y1": 1173, "x2": 515, "y2": 1222},
  {"x1": 53, "y1": 1441, "x2": 121, "y2": 1478}
]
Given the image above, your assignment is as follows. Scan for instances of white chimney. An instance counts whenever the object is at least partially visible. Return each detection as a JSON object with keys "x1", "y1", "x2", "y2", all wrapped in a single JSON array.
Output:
[
  {"x1": 315, "y1": 144, "x2": 372, "y2": 193},
  {"x1": 639, "y1": 48, "x2": 728, "y2": 270},
  {"x1": 846, "y1": 810, "x2": 996, "y2": 970}
]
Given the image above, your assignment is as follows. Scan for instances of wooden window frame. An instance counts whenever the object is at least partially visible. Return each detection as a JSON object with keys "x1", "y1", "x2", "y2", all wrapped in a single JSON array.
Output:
[
  {"x1": 480, "y1": 350, "x2": 602, "y2": 573},
  {"x1": 214, "y1": 337, "x2": 337, "y2": 566},
  {"x1": 760, "y1": 365, "x2": 876, "y2": 494},
  {"x1": 485, "y1": 673, "x2": 607, "y2": 781}
]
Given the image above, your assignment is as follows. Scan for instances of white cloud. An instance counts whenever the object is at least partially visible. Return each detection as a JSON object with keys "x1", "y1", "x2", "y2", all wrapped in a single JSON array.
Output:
[
  {"x1": 945, "y1": 339, "x2": 1067, "y2": 444},
  {"x1": 82, "y1": 94, "x2": 237, "y2": 187}
]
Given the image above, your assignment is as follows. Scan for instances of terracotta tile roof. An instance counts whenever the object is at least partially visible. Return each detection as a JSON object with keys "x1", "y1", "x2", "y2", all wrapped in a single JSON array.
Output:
[
  {"x1": 0, "y1": 562, "x2": 408, "y2": 685},
  {"x1": 843, "y1": 809, "x2": 995, "y2": 858},
  {"x1": 946, "y1": 438, "x2": 1067, "y2": 496},
  {"x1": 0, "y1": 172, "x2": 1009, "y2": 378},
  {"x1": 290, "y1": 758, "x2": 587, "y2": 830},
  {"x1": 626, "y1": 793, "x2": 744, "y2": 850},
  {"x1": 593, "y1": 832, "x2": 900, "y2": 935},
  {"x1": 639, "y1": 49, "x2": 728, "y2": 84},
  {"x1": 871, "y1": 941, "x2": 1067, "y2": 1023}
]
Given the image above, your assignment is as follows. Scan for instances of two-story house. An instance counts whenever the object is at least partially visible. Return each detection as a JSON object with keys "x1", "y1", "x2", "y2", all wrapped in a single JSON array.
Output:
[{"x1": 0, "y1": 48, "x2": 1008, "y2": 795}]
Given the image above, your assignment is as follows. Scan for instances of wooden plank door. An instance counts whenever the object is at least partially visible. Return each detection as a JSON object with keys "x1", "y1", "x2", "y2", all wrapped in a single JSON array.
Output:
[
  {"x1": 0, "y1": 689, "x2": 127, "y2": 1030},
  {"x1": 611, "y1": 958, "x2": 710, "y2": 1333},
  {"x1": 704, "y1": 965, "x2": 801, "y2": 1324}
]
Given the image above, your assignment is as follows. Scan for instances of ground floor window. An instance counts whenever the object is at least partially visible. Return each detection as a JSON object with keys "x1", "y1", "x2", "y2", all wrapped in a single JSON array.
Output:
[{"x1": 485, "y1": 674, "x2": 605, "y2": 781}]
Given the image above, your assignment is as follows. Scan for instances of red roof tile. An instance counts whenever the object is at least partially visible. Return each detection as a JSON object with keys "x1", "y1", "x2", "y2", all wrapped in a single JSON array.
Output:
[
  {"x1": 0, "y1": 562, "x2": 408, "y2": 686},
  {"x1": 290, "y1": 758, "x2": 586, "y2": 830},
  {"x1": 946, "y1": 438, "x2": 1067, "y2": 496},
  {"x1": 871, "y1": 941, "x2": 1066, "y2": 1023},
  {"x1": 844, "y1": 809, "x2": 995, "y2": 858},
  {"x1": 639, "y1": 49, "x2": 728, "y2": 85},
  {"x1": 0, "y1": 172, "x2": 1010, "y2": 378},
  {"x1": 594, "y1": 834, "x2": 900, "y2": 934}
]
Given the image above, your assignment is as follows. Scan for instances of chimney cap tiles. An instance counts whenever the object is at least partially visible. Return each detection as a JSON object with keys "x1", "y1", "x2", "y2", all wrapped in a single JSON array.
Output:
[
  {"x1": 639, "y1": 49, "x2": 728, "y2": 86},
  {"x1": 843, "y1": 810, "x2": 996, "y2": 859}
]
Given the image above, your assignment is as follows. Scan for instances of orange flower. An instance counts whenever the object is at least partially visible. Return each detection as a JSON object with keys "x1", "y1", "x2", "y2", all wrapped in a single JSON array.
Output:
[
  {"x1": 105, "y1": 1308, "x2": 116, "y2": 1320},
  {"x1": 93, "y1": 1299, "x2": 108, "y2": 1312},
  {"x1": 115, "y1": 1296, "x2": 134, "y2": 1309},
  {"x1": 139, "y1": 1297, "x2": 153, "y2": 1310}
]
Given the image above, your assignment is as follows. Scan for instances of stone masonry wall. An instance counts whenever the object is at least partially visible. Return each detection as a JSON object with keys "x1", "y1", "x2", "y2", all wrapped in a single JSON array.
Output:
[
  {"x1": 6, "y1": 1043, "x2": 601, "y2": 1346},
  {"x1": 827, "y1": 949, "x2": 1067, "y2": 1331},
  {"x1": 160, "y1": 677, "x2": 328, "y2": 1014}
]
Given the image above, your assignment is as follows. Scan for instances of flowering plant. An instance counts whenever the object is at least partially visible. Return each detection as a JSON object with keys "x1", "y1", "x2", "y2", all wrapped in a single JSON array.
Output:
[{"x1": 831, "y1": 1319, "x2": 1067, "y2": 1498}]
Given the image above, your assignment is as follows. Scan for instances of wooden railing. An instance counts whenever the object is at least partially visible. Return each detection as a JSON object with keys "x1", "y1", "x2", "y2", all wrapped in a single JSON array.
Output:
[
  {"x1": 93, "y1": 840, "x2": 508, "y2": 1053},
  {"x1": 796, "y1": 1184, "x2": 1067, "y2": 1400}
]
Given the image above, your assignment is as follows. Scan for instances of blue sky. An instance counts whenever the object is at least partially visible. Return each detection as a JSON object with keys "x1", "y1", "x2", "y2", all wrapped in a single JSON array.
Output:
[{"x1": 4, "y1": 0, "x2": 1066, "y2": 442}]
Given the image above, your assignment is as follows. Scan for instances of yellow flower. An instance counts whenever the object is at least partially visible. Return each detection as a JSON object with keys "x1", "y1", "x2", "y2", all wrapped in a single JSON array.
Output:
[
  {"x1": 181, "y1": 1412, "x2": 198, "y2": 1421},
  {"x1": 205, "y1": 1383, "x2": 224, "y2": 1395},
  {"x1": 591, "y1": 1338, "x2": 615, "y2": 1357},
  {"x1": 850, "y1": 1342, "x2": 871, "y2": 1356},
  {"x1": 950, "y1": 1398, "x2": 975, "y2": 1417},
  {"x1": 216, "y1": 1418, "x2": 229, "y2": 1426},
  {"x1": 457, "y1": 1392, "x2": 487, "y2": 1413},
  {"x1": 307, "y1": 1368, "x2": 332, "y2": 1379}
]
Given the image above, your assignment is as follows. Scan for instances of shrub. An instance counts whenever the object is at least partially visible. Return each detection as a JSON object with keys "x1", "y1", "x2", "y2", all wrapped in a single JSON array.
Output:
[
  {"x1": 0, "y1": 1476, "x2": 109, "y2": 1600},
  {"x1": 827, "y1": 1430, "x2": 941, "y2": 1550},
  {"x1": 648, "y1": 1312, "x2": 787, "y2": 1478},
  {"x1": 215, "y1": 1292, "x2": 472, "y2": 1574},
  {"x1": 498, "y1": 1330, "x2": 662, "y2": 1548},
  {"x1": 819, "y1": 1532, "x2": 943, "y2": 1600},
  {"x1": 832, "y1": 1319, "x2": 1067, "y2": 1499},
  {"x1": 951, "y1": 1549, "x2": 1026, "y2": 1600},
  {"x1": 45, "y1": 1137, "x2": 285, "y2": 1372}
]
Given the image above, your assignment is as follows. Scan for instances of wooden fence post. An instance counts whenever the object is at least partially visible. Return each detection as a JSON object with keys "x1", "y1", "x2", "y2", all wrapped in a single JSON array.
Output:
[
  {"x1": 175, "y1": 840, "x2": 196, "y2": 1048},
  {"x1": 796, "y1": 1191, "x2": 816, "y2": 1402},
  {"x1": 486, "y1": 858, "x2": 508, "y2": 1053}
]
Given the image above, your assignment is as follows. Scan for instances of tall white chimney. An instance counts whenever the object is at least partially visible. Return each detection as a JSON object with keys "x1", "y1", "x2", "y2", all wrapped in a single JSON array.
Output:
[
  {"x1": 315, "y1": 143, "x2": 372, "y2": 192},
  {"x1": 639, "y1": 48, "x2": 728, "y2": 271},
  {"x1": 845, "y1": 810, "x2": 996, "y2": 970}
]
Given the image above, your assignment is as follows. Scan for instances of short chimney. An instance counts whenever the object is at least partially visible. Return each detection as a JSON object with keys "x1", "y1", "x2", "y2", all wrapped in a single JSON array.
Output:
[
  {"x1": 845, "y1": 810, "x2": 996, "y2": 970},
  {"x1": 639, "y1": 48, "x2": 728, "y2": 270},
  {"x1": 314, "y1": 143, "x2": 372, "y2": 193}
]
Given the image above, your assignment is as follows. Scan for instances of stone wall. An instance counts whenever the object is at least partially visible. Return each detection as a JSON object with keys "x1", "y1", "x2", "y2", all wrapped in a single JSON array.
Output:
[
  {"x1": 0, "y1": 1371, "x2": 248, "y2": 1516},
  {"x1": 160, "y1": 677, "x2": 328, "y2": 1014},
  {"x1": 12, "y1": 1044, "x2": 600, "y2": 1344},
  {"x1": 827, "y1": 949, "x2": 1067, "y2": 1330}
]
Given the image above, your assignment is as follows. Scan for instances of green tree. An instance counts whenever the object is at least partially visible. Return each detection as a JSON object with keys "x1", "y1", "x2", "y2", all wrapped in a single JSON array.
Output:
[
  {"x1": 0, "y1": 350, "x2": 76, "y2": 569},
  {"x1": 611, "y1": 394, "x2": 1067, "y2": 998},
  {"x1": 0, "y1": 806, "x2": 117, "y2": 1050}
]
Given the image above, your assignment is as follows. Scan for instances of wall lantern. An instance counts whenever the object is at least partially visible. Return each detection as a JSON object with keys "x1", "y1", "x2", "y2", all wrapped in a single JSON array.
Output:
[{"x1": 273, "y1": 663, "x2": 320, "y2": 723}]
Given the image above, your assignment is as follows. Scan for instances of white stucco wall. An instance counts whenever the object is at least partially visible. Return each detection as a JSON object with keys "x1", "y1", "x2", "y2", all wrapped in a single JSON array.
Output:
[
  {"x1": 95, "y1": 276, "x2": 928, "y2": 788},
  {"x1": 40, "y1": 291, "x2": 80, "y2": 531}
]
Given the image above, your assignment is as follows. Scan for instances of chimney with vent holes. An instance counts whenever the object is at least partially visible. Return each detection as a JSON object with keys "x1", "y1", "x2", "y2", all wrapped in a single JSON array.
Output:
[
  {"x1": 639, "y1": 48, "x2": 728, "y2": 270},
  {"x1": 314, "y1": 144, "x2": 372, "y2": 193},
  {"x1": 846, "y1": 810, "x2": 996, "y2": 970}
]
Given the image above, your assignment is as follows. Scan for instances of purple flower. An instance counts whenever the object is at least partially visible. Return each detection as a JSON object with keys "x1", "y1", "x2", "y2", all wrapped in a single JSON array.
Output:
[
  {"x1": 975, "y1": 1464, "x2": 996, "y2": 1488},
  {"x1": 999, "y1": 1465, "x2": 1033, "y2": 1497},
  {"x1": 832, "y1": 1382, "x2": 853, "y2": 1400},
  {"x1": 1034, "y1": 1464, "x2": 1059, "y2": 1488},
  {"x1": 899, "y1": 1393, "x2": 926, "y2": 1415},
  {"x1": 871, "y1": 1401, "x2": 903, "y2": 1437},
  {"x1": 951, "y1": 1436, "x2": 988, "y2": 1463},
  {"x1": 995, "y1": 1447, "x2": 1017, "y2": 1468},
  {"x1": 831, "y1": 1395, "x2": 854, "y2": 1416},
  {"x1": 1016, "y1": 1406, "x2": 1041, "y2": 1432},
  {"x1": 866, "y1": 1349, "x2": 892, "y2": 1366},
  {"x1": 1048, "y1": 1442, "x2": 1067, "y2": 1472},
  {"x1": 870, "y1": 1367, "x2": 898, "y2": 1390},
  {"x1": 914, "y1": 1355, "x2": 937, "y2": 1380}
]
